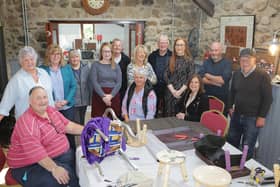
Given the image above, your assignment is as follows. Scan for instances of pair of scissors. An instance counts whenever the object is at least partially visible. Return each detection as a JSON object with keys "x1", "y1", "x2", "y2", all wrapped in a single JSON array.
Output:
[{"x1": 252, "y1": 167, "x2": 266, "y2": 184}]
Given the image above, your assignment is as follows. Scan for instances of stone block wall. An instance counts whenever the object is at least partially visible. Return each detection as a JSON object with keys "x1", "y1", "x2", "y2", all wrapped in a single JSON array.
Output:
[{"x1": 0, "y1": 0, "x2": 279, "y2": 77}]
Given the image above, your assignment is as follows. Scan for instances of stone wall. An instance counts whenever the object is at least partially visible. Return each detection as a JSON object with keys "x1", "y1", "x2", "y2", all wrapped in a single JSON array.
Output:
[{"x1": 0, "y1": 0, "x2": 279, "y2": 76}]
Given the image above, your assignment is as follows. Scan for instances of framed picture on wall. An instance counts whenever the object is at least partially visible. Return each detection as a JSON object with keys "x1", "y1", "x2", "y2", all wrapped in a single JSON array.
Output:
[{"x1": 220, "y1": 15, "x2": 255, "y2": 48}]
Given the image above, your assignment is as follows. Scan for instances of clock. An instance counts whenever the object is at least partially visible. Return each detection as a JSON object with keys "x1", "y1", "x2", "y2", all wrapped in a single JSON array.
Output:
[{"x1": 82, "y1": 0, "x2": 110, "y2": 15}]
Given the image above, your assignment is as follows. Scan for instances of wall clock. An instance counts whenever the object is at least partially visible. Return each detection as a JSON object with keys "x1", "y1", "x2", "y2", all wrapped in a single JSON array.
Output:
[{"x1": 82, "y1": 0, "x2": 110, "y2": 15}]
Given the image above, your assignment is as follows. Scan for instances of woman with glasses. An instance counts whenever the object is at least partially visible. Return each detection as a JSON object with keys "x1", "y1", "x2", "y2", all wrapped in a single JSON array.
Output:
[
  {"x1": 40, "y1": 44, "x2": 77, "y2": 149},
  {"x1": 88, "y1": 42, "x2": 122, "y2": 117},
  {"x1": 164, "y1": 38, "x2": 195, "y2": 117}
]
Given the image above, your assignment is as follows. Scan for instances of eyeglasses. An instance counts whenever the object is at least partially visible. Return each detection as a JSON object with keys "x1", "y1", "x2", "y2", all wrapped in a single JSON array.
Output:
[
  {"x1": 51, "y1": 53, "x2": 61, "y2": 56},
  {"x1": 175, "y1": 44, "x2": 185, "y2": 47}
]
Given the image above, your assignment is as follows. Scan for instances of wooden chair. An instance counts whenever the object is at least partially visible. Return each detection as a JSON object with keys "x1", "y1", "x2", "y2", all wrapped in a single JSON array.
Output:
[
  {"x1": 200, "y1": 110, "x2": 229, "y2": 136},
  {"x1": 0, "y1": 147, "x2": 21, "y2": 187},
  {"x1": 274, "y1": 164, "x2": 280, "y2": 187},
  {"x1": 208, "y1": 95, "x2": 225, "y2": 113}
]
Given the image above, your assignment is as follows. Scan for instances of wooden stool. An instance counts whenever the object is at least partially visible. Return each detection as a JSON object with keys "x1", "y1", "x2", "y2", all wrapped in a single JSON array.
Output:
[
  {"x1": 193, "y1": 165, "x2": 231, "y2": 187},
  {"x1": 274, "y1": 164, "x2": 280, "y2": 187},
  {"x1": 156, "y1": 150, "x2": 187, "y2": 187}
]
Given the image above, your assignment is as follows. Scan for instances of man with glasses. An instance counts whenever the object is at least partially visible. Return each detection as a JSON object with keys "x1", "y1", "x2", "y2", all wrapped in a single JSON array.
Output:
[
  {"x1": 199, "y1": 42, "x2": 232, "y2": 115},
  {"x1": 148, "y1": 34, "x2": 172, "y2": 117}
]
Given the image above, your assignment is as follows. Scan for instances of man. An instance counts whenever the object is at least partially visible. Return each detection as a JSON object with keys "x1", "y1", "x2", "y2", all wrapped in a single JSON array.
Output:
[
  {"x1": 199, "y1": 42, "x2": 232, "y2": 115},
  {"x1": 148, "y1": 34, "x2": 172, "y2": 117},
  {"x1": 7, "y1": 86, "x2": 84, "y2": 187},
  {"x1": 227, "y1": 48, "x2": 272, "y2": 159},
  {"x1": 111, "y1": 38, "x2": 131, "y2": 102}
]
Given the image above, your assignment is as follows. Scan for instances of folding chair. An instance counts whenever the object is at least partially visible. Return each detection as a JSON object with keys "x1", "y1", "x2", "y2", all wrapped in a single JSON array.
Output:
[
  {"x1": 208, "y1": 95, "x2": 225, "y2": 113},
  {"x1": 200, "y1": 110, "x2": 229, "y2": 136}
]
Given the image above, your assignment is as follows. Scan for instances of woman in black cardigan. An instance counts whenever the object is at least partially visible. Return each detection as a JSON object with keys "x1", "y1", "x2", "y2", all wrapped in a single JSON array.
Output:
[{"x1": 176, "y1": 74, "x2": 209, "y2": 122}]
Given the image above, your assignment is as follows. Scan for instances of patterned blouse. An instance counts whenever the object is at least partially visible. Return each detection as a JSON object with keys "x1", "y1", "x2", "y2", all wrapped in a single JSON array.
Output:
[
  {"x1": 122, "y1": 88, "x2": 157, "y2": 120},
  {"x1": 127, "y1": 62, "x2": 157, "y2": 87}
]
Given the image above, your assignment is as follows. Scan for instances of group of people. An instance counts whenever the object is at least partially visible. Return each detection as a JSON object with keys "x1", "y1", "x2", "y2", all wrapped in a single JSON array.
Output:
[{"x1": 0, "y1": 33, "x2": 273, "y2": 186}]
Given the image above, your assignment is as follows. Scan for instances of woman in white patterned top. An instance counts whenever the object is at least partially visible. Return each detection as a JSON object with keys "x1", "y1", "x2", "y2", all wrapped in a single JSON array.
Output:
[{"x1": 127, "y1": 44, "x2": 157, "y2": 87}]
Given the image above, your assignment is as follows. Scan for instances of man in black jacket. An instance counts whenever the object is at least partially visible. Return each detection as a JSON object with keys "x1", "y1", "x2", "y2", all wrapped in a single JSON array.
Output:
[
  {"x1": 227, "y1": 48, "x2": 272, "y2": 159},
  {"x1": 148, "y1": 34, "x2": 172, "y2": 117},
  {"x1": 112, "y1": 38, "x2": 131, "y2": 102}
]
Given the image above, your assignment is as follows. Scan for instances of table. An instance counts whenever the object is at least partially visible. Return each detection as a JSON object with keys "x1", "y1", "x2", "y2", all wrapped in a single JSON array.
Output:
[
  {"x1": 76, "y1": 118, "x2": 274, "y2": 187},
  {"x1": 257, "y1": 84, "x2": 280, "y2": 169}
]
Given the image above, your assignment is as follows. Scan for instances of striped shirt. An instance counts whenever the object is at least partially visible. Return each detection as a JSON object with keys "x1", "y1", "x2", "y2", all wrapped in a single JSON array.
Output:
[{"x1": 7, "y1": 106, "x2": 70, "y2": 168}]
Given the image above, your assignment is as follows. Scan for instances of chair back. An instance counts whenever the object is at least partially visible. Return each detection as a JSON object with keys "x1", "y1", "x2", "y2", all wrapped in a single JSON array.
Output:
[
  {"x1": 208, "y1": 95, "x2": 224, "y2": 113},
  {"x1": 0, "y1": 147, "x2": 5, "y2": 171},
  {"x1": 200, "y1": 110, "x2": 229, "y2": 136}
]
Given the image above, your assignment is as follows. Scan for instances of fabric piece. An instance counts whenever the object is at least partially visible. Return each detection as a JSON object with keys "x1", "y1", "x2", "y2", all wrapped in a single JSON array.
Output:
[{"x1": 81, "y1": 117, "x2": 126, "y2": 164}]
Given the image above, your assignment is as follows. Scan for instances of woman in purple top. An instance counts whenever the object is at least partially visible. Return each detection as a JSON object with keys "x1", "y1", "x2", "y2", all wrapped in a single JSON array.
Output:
[
  {"x1": 89, "y1": 42, "x2": 122, "y2": 117},
  {"x1": 122, "y1": 68, "x2": 157, "y2": 122}
]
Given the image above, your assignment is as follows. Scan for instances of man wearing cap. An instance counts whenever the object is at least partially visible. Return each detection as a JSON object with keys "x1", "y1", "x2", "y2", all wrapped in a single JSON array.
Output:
[
  {"x1": 227, "y1": 48, "x2": 272, "y2": 159},
  {"x1": 199, "y1": 42, "x2": 232, "y2": 115}
]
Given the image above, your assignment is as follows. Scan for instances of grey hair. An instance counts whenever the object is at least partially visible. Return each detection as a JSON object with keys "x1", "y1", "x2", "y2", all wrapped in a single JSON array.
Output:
[
  {"x1": 158, "y1": 33, "x2": 169, "y2": 42},
  {"x1": 18, "y1": 46, "x2": 38, "y2": 64},
  {"x1": 69, "y1": 49, "x2": 81, "y2": 58},
  {"x1": 134, "y1": 67, "x2": 148, "y2": 78}
]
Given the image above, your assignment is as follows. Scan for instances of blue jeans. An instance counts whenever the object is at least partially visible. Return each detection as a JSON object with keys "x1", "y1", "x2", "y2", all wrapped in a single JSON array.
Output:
[
  {"x1": 227, "y1": 113, "x2": 259, "y2": 159},
  {"x1": 11, "y1": 149, "x2": 80, "y2": 187}
]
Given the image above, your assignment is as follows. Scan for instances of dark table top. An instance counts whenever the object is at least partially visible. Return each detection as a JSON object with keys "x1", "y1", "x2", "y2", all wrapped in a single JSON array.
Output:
[{"x1": 127, "y1": 117, "x2": 211, "y2": 135}]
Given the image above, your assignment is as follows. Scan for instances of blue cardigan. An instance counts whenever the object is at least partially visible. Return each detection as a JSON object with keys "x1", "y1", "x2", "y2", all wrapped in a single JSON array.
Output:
[{"x1": 40, "y1": 64, "x2": 77, "y2": 107}]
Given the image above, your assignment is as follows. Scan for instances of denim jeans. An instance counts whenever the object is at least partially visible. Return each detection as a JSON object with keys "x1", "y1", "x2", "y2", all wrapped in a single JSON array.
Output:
[
  {"x1": 227, "y1": 113, "x2": 259, "y2": 159},
  {"x1": 11, "y1": 149, "x2": 80, "y2": 187}
]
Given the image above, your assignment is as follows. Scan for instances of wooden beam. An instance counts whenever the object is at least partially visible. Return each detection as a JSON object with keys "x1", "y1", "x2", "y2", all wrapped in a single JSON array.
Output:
[{"x1": 193, "y1": 0, "x2": 215, "y2": 17}]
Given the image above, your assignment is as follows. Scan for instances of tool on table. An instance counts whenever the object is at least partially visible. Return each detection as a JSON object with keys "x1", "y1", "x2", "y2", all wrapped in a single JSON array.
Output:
[{"x1": 118, "y1": 149, "x2": 138, "y2": 171}]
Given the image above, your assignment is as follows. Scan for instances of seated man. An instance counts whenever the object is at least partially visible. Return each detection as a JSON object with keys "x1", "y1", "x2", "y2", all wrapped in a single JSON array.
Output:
[
  {"x1": 122, "y1": 68, "x2": 157, "y2": 122},
  {"x1": 7, "y1": 86, "x2": 84, "y2": 187}
]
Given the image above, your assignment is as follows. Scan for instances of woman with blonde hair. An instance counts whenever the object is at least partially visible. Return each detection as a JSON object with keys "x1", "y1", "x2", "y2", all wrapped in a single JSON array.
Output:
[
  {"x1": 127, "y1": 44, "x2": 157, "y2": 86},
  {"x1": 164, "y1": 37, "x2": 194, "y2": 117},
  {"x1": 40, "y1": 44, "x2": 77, "y2": 149},
  {"x1": 88, "y1": 42, "x2": 122, "y2": 117}
]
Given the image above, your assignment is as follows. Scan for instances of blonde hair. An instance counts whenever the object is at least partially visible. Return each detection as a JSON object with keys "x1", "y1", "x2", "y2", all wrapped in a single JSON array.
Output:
[
  {"x1": 99, "y1": 42, "x2": 115, "y2": 69},
  {"x1": 133, "y1": 44, "x2": 148, "y2": 65},
  {"x1": 44, "y1": 44, "x2": 65, "y2": 66}
]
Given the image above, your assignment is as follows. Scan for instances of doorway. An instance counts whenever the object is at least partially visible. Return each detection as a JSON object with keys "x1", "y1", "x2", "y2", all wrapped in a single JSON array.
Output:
[{"x1": 46, "y1": 20, "x2": 145, "y2": 59}]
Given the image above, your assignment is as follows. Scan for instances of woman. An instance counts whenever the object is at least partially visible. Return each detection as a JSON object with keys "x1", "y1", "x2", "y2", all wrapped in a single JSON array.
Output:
[
  {"x1": 89, "y1": 42, "x2": 122, "y2": 117},
  {"x1": 40, "y1": 44, "x2": 77, "y2": 149},
  {"x1": 176, "y1": 74, "x2": 209, "y2": 122},
  {"x1": 122, "y1": 68, "x2": 157, "y2": 122},
  {"x1": 127, "y1": 44, "x2": 157, "y2": 86},
  {"x1": 164, "y1": 38, "x2": 195, "y2": 117},
  {"x1": 0, "y1": 46, "x2": 54, "y2": 120},
  {"x1": 69, "y1": 50, "x2": 91, "y2": 125}
]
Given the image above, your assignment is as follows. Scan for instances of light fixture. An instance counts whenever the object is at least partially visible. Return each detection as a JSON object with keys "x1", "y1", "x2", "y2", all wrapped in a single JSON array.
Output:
[{"x1": 269, "y1": 30, "x2": 280, "y2": 75}]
